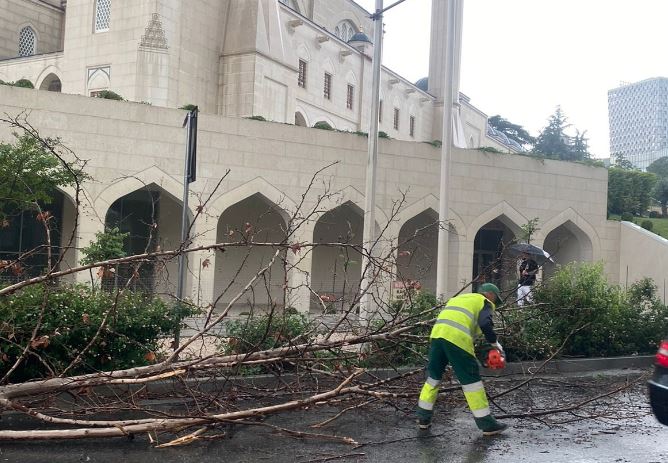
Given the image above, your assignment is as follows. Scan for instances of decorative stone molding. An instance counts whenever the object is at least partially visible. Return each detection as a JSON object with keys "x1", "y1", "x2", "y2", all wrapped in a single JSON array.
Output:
[
  {"x1": 315, "y1": 34, "x2": 329, "y2": 49},
  {"x1": 287, "y1": 19, "x2": 303, "y2": 34},
  {"x1": 139, "y1": 13, "x2": 168, "y2": 50},
  {"x1": 338, "y1": 49, "x2": 352, "y2": 63}
]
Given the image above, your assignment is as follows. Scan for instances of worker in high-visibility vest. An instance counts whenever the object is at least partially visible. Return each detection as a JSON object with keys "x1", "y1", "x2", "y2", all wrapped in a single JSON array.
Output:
[{"x1": 416, "y1": 283, "x2": 508, "y2": 435}]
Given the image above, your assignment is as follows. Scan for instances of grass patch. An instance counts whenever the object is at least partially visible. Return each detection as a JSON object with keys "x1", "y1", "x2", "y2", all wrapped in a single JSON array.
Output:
[{"x1": 610, "y1": 214, "x2": 668, "y2": 239}]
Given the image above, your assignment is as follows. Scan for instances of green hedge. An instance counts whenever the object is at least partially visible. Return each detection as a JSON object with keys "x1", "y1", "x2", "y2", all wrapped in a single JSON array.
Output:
[
  {"x1": 224, "y1": 309, "x2": 312, "y2": 354},
  {"x1": 502, "y1": 263, "x2": 668, "y2": 360},
  {"x1": 364, "y1": 292, "x2": 437, "y2": 368},
  {"x1": 0, "y1": 284, "x2": 183, "y2": 382}
]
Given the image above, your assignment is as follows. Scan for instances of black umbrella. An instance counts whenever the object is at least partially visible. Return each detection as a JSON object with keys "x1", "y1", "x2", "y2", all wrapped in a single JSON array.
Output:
[{"x1": 508, "y1": 242, "x2": 553, "y2": 262}]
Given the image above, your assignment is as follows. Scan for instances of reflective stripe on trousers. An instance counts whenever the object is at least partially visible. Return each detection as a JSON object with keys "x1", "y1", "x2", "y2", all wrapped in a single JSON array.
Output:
[
  {"x1": 461, "y1": 381, "x2": 490, "y2": 418},
  {"x1": 417, "y1": 377, "x2": 441, "y2": 411}
]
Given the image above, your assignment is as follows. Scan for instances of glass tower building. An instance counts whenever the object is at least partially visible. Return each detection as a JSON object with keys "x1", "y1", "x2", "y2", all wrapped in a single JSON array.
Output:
[{"x1": 608, "y1": 77, "x2": 668, "y2": 170}]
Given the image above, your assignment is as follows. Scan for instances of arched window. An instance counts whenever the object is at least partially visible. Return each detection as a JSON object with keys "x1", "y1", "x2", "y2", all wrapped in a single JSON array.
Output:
[
  {"x1": 334, "y1": 20, "x2": 356, "y2": 42},
  {"x1": 95, "y1": 0, "x2": 111, "y2": 32},
  {"x1": 18, "y1": 26, "x2": 36, "y2": 57}
]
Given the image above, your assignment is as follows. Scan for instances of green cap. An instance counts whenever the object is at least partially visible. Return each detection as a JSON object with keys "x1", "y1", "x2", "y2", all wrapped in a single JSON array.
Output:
[{"x1": 479, "y1": 283, "x2": 504, "y2": 305}]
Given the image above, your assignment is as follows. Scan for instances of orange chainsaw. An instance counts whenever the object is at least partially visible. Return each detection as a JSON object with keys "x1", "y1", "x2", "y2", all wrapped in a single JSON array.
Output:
[{"x1": 486, "y1": 348, "x2": 506, "y2": 370}]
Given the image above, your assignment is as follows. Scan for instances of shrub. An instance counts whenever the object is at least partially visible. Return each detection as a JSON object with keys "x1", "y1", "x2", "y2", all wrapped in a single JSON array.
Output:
[
  {"x1": 378, "y1": 131, "x2": 390, "y2": 139},
  {"x1": 620, "y1": 212, "x2": 634, "y2": 222},
  {"x1": 364, "y1": 291, "x2": 438, "y2": 368},
  {"x1": 0, "y1": 284, "x2": 184, "y2": 382},
  {"x1": 0, "y1": 79, "x2": 34, "y2": 88},
  {"x1": 12, "y1": 79, "x2": 34, "y2": 89},
  {"x1": 641, "y1": 219, "x2": 654, "y2": 231},
  {"x1": 224, "y1": 309, "x2": 313, "y2": 361},
  {"x1": 179, "y1": 104, "x2": 198, "y2": 111},
  {"x1": 93, "y1": 90, "x2": 124, "y2": 100},
  {"x1": 649, "y1": 211, "x2": 661, "y2": 218},
  {"x1": 502, "y1": 263, "x2": 668, "y2": 361},
  {"x1": 313, "y1": 121, "x2": 334, "y2": 130},
  {"x1": 245, "y1": 115, "x2": 266, "y2": 121},
  {"x1": 478, "y1": 146, "x2": 503, "y2": 153},
  {"x1": 80, "y1": 228, "x2": 129, "y2": 265}
]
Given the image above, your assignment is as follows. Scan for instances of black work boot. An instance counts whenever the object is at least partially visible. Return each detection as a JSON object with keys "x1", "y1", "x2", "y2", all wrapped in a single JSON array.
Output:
[
  {"x1": 475, "y1": 415, "x2": 508, "y2": 436},
  {"x1": 417, "y1": 417, "x2": 432, "y2": 429}
]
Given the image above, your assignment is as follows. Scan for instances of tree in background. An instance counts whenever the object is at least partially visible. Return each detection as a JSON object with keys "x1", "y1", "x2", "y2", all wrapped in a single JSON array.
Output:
[
  {"x1": 612, "y1": 153, "x2": 637, "y2": 170},
  {"x1": 533, "y1": 107, "x2": 591, "y2": 161},
  {"x1": 488, "y1": 115, "x2": 535, "y2": 149},
  {"x1": 0, "y1": 134, "x2": 84, "y2": 221},
  {"x1": 653, "y1": 178, "x2": 668, "y2": 216},
  {"x1": 607, "y1": 168, "x2": 657, "y2": 216},
  {"x1": 648, "y1": 156, "x2": 668, "y2": 178}
]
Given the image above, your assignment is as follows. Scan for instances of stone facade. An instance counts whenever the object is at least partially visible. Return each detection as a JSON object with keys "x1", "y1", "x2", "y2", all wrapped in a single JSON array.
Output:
[
  {"x1": 0, "y1": 85, "x2": 642, "y2": 314},
  {"x1": 0, "y1": 0, "x2": 64, "y2": 60},
  {"x1": 0, "y1": 0, "x2": 518, "y2": 152}
]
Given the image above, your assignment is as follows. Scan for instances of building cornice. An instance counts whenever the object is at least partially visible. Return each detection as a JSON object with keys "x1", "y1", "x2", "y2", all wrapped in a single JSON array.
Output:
[
  {"x1": 279, "y1": 4, "x2": 434, "y2": 100},
  {"x1": 221, "y1": 50, "x2": 299, "y2": 73},
  {"x1": 29, "y1": 0, "x2": 65, "y2": 13},
  {"x1": 0, "y1": 51, "x2": 63, "y2": 64}
]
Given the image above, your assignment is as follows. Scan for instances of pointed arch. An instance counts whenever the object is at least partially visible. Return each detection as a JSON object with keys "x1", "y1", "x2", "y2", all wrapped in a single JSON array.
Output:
[
  {"x1": 312, "y1": 116, "x2": 336, "y2": 129},
  {"x1": 17, "y1": 24, "x2": 37, "y2": 56},
  {"x1": 333, "y1": 11, "x2": 366, "y2": 36},
  {"x1": 466, "y1": 201, "x2": 527, "y2": 242},
  {"x1": 208, "y1": 177, "x2": 297, "y2": 222},
  {"x1": 345, "y1": 70, "x2": 358, "y2": 86},
  {"x1": 93, "y1": 166, "x2": 192, "y2": 219},
  {"x1": 296, "y1": 43, "x2": 311, "y2": 61},
  {"x1": 294, "y1": 105, "x2": 310, "y2": 127},
  {"x1": 534, "y1": 208, "x2": 600, "y2": 261},
  {"x1": 314, "y1": 185, "x2": 387, "y2": 226},
  {"x1": 391, "y1": 194, "x2": 464, "y2": 238},
  {"x1": 36, "y1": 65, "x2": 63, "y2": 92},
  {"x1": 212, "y1": 181, "x2": 292, "y2": 311},
  {"x1": 322, "y1": 58, "x2": 336, "y2": 76}
]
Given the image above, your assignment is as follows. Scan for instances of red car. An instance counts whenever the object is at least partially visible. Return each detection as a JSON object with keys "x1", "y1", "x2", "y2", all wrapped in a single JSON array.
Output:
[{"x1": 648, "y1": 338, "x2": 668, "y2": 425}]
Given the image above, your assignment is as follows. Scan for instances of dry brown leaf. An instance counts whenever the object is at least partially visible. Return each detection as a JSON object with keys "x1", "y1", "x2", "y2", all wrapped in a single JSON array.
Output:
[{"x1": 30, "y1": 335, "x2": 50, "y2": 349}]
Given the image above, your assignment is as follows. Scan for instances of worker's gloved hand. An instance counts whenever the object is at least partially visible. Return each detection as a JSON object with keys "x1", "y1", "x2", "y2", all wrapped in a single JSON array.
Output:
[{"x1": 492, "y1": 341, "x2": 504, "y2": 355}]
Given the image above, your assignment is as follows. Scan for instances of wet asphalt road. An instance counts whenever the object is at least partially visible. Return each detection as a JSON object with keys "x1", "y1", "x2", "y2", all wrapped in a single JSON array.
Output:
[{"x1": 0, "y1": 371, "x2": 666, "y2": 463}]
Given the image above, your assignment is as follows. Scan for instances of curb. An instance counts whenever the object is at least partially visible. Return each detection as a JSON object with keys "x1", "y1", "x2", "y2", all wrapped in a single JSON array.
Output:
[
  {"x1": 94, "y1": 355, "x2": 655, "y2": 398},
  {"x1": 482, "y1": 355, "x2": 655, "y2": 377}
]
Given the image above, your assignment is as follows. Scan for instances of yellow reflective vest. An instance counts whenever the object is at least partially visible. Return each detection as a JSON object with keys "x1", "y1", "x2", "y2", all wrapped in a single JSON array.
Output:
[{"x1": 430, "y1": 293, "x2": 495, "y2": 356}]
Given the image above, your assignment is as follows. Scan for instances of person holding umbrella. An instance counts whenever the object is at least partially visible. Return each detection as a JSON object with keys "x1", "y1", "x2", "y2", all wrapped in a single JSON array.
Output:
[
  {"x1": 508, "y1": 243, "x2": 552, "y2": 306},
  {"x1": 517, "y1": 252, "x2": 538, "y2": 306}
]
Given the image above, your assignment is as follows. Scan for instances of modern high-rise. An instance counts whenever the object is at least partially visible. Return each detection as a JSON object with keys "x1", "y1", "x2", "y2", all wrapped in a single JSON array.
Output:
[{"x1": 608, "y1": 77, "x2": 668, "y2": 170}]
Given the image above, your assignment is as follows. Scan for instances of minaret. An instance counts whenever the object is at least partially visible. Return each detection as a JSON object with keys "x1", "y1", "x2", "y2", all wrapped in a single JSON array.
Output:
[
  {"x1": 428, "y1": 0, "x2": 464, "y2": 143},
  {"x1": 427, "y1": 0, "x2": 448, "y2": 100}
]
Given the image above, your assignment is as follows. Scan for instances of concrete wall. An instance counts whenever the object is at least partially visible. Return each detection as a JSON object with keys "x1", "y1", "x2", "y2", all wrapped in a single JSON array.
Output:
[
  {"x1": 0, "y1": 85, "x2": 618, "y2": 309},
  {"x1": 619, "y1": 221, "x2": 668, "y2": 298}
]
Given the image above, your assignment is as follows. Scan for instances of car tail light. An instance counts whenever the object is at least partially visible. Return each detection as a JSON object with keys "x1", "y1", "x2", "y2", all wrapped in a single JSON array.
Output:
[{"x1": 657, "y1": 341, "x2": 668, "y2": 368}]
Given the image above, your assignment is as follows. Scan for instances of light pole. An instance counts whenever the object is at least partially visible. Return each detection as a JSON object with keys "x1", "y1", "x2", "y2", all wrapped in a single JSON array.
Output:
[{"x1": 359, "y1": 0, "x2": 384, "y2": 323}]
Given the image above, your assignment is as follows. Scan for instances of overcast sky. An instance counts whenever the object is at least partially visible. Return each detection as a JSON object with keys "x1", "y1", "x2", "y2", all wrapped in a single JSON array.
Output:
[{"x1": 356, "y1": 0, "x2": 668, "y2": 158}]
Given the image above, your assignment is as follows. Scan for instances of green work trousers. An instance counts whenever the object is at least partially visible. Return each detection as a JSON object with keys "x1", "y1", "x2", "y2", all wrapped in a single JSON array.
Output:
[{"x1": 417, "y1": 338, "x2": 491, "y2": 423}]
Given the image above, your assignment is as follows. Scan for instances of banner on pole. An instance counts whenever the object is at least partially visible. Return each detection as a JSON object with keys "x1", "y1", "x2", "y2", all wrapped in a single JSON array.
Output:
[{"x1": 182, "y1": 107, "x2": 198, "y2": 183}]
